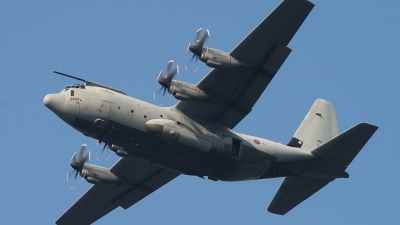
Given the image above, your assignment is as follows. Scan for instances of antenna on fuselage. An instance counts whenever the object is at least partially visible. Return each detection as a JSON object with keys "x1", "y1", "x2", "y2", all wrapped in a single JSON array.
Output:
[{"x1": 52, "y1": 70, "x2": 86, "y2": 82}]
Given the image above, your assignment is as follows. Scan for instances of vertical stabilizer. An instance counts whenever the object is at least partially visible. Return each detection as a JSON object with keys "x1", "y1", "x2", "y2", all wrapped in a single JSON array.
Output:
[{"x1": 288, "y1": 99, "x2": 339, "y2": 151}]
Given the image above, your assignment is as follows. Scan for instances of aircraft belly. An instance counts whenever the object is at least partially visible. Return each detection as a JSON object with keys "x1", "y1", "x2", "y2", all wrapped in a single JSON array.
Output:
[
  {"x1": 88, "y1": 117, "x2": 235, "y2": 179},
  {"x1": 100, "y1": 121, "x2": 286, "y2": 181},
  {"x1": 71, "y1": 106, "x2": 311, "y2": 182},
  {"x1": 72, "y1": 94, "x2": 285, "y2": 181}
]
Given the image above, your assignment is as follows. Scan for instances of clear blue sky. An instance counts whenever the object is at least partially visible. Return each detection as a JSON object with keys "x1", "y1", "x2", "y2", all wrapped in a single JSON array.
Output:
[{"x1": 1, "y1": 0, "x2": 399, "y2": 224}]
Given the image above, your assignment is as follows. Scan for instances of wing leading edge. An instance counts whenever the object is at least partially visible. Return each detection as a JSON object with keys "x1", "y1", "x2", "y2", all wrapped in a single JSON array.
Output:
[
  {"x1": 56, "y1": 157, "x2": 180, "y2": 225},
  {"x1": 176, "y1": 0, "x2": 315, "y2": 128}
]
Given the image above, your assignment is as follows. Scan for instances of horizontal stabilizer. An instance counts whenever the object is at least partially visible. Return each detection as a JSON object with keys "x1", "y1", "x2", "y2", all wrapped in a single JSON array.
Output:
[
  {"x1": 268, "y1": 176, "x2": 333, "y2": 215},
  {"x1": 311, "y1": 122, "x2": 378, "y2": 166}
]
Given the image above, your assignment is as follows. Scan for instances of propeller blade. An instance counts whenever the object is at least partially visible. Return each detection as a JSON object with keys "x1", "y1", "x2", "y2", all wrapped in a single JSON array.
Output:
[
  {"x1": 71, "y1": 151, "x2": 77, "y2": 161},
  {"x1": 166, "y1": 60, "x2": 173, "y2": 78},
  {"x1": 102, "y1": 143, "x2": 107, "y2": 152},
  {"x1": 186, "y1": 42, "x2": 191, "y2": 53},
  {"x1": 199, "y1": 30, "x2": 209, "y2": 47},
  {"x1": 67, "y1": 171, "x2": 76, "y2": 189},
  {"x1": 82, "y1": 151, "x2": 89, "y2": 163},
  {"x1": 154, "y1": 86, "x2": 164, "y2": 101},
  {"x1": 74, "y1": 170, "x2": 78, "y2": 180},
  {"x1": 169, "y1": 65, "x2": 178, "y2": 80},
  {"x1": 79, "y1": 144, "x2": 87, "y2": 161},
  {"x1": 196, "y1": 28, "x2": 203, "y2": 43},
  {"x1": 157, "y1": 70, "x2": 163, "y2": 81},
  {"x1": 106, "y1": 151, "x2": 112, "y2": 161}
]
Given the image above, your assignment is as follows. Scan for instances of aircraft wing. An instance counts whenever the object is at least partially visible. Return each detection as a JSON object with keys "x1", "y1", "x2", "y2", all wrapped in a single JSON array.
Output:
[
  {"x1": 175, "y1": 0, "x2": 314, "y2": 129},
  {"x1": 56, "y1": 157, "x2": 180, "y2": 225}
]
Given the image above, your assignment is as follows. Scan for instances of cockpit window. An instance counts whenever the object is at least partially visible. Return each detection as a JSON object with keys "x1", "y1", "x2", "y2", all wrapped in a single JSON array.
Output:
[{"x1": 64, "y1": 84, "x2": 85, "y2": 90}]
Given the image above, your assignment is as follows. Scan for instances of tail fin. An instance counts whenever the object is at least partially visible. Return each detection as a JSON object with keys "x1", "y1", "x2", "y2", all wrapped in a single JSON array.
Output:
[{"x1": 288, "y1": 99, "x2": 339, "y2": 150}]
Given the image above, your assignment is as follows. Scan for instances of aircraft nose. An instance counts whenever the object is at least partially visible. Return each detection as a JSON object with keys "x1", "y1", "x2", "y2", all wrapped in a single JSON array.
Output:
[{"x1": 43, "y1": 94, "x2": 66, "y2": 116}]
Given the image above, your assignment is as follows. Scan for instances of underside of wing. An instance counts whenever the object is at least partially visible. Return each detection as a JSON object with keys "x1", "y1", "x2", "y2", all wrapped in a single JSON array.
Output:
[
  {"x1": 268, "y1": 176, "x2": 334, "y2": 215},
  {"x1": 176, "y1": 0, "x2": 314, "y2": 128},
  {"x1": 56, "y1": 158, "x2": 180, "y2": 225}
]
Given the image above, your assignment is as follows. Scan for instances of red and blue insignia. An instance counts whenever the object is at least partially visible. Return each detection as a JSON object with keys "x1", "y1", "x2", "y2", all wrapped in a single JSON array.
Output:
[{"x1": 254, "y1": 139, "x2": 260, "y2": 145}]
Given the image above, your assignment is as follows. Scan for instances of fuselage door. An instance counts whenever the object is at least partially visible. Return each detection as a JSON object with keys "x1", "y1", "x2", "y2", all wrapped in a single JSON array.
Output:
[{"x1": 223, "y1": 137, "x2": 242, "y2": 159}]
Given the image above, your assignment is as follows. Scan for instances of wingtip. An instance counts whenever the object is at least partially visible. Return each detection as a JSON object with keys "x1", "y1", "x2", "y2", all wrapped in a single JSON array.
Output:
[{"x1": 357, "y1": 122, "x2": 379, "y2": 130}]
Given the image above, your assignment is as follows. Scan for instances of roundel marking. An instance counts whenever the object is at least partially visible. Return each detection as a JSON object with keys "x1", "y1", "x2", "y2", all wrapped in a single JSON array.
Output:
[{"x1": 254, "y1": 139, "x2": 260, "y2": 145}]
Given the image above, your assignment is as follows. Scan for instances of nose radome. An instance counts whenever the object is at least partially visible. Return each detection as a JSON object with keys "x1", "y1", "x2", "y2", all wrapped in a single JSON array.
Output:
[{"x1": 43, "y1": 94, "x2": 66, "y2": 116}]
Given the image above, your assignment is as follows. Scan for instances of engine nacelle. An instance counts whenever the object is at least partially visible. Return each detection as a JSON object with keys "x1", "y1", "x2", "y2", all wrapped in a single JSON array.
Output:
[
  {"x1": 200, "y1": 48, "x2": 252, "y2": 70},
  {"x1": 81, "y1": 164, "x2": 122, "y2": 184},
  {"x1": 169, "y1": 80, "x2": 211, "y2": 102}
]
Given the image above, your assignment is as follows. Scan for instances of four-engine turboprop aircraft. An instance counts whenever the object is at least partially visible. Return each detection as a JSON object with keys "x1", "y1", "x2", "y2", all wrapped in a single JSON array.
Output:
[{"x1": 44, "y1": 0, "x2": 378, "y2": 224}]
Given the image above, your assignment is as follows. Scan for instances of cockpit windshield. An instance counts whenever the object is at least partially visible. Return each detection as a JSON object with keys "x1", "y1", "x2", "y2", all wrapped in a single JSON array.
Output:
[{"x1": 64, "y1": 84, "x2": 85, "y2": 90}]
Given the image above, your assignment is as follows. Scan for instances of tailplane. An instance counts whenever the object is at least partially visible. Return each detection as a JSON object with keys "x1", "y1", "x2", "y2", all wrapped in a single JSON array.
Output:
[{"x1": 268, "y1": 99, "x2": 378, "y2": 215}]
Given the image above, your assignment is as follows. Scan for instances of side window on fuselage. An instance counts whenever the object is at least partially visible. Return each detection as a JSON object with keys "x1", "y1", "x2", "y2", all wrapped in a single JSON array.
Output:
[{"x1": 71, "y1": 90, "x2": 74, "y2": 96}]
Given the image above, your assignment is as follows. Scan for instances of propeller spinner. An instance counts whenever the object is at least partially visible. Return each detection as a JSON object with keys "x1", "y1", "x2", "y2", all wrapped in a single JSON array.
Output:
[
  {"x1": 187, "y1": 28, "x2": 210, "y2": 61},
  {"x1": 155, "y1": 60, "x2": 179, "y2": 99},
  {"x1": 96, "y1": 140, "x2": 111, "y2": 161},
  {"x1": 68, "y1": 144, "x2": 90, "y2": 181}
]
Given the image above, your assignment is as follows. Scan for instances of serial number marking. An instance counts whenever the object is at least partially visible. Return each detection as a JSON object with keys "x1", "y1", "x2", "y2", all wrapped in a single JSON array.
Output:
[{"x1": 70, "y1": 97, "x2": 80, "y2": 101}]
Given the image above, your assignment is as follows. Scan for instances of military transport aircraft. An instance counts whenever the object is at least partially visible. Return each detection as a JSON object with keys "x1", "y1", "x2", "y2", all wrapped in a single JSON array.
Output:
[{"x1": 44, "y1": 0, "x2": 378, "y2": 224}]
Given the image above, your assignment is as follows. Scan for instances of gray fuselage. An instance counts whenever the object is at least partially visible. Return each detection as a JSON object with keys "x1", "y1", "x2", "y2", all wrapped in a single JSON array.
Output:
[{"x1": 44, "y1": 84, "x2": 315, "y2": 181}]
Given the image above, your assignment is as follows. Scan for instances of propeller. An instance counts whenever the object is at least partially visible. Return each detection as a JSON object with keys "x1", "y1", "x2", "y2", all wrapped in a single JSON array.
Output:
[
  {"x1": 96, "y1": 140, "x2": 111, "y2": 161},
  {"x1": 187, "y1": 28, "x2": 210, "y2": 62},
  {"x1": 67, "y1": 144, "x2": 90, "y2": 183},
  {"x1": 155, "y1": 60, "x2": 179, "y2": 99}
]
